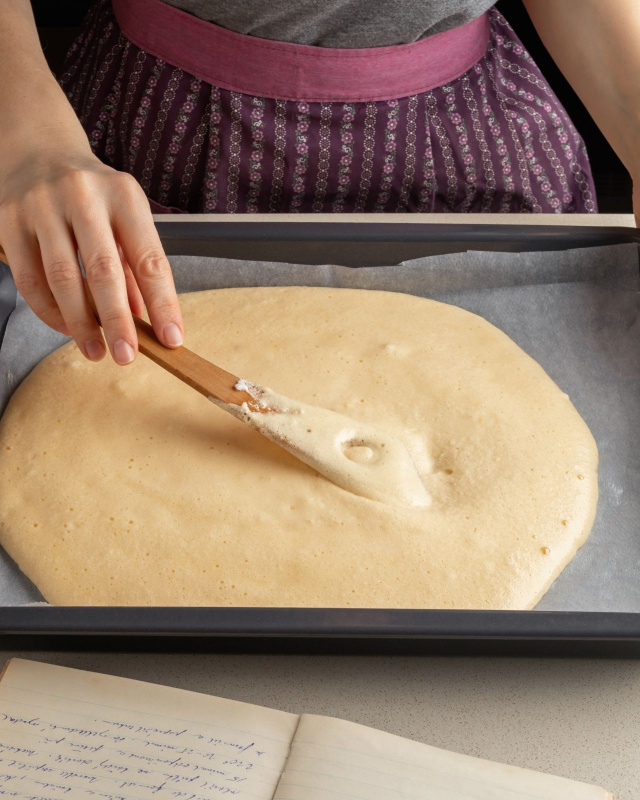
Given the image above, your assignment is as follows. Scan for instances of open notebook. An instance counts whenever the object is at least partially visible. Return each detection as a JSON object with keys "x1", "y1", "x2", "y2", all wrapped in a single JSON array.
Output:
[{"x1": 0, "y1": 659, "x2": 612, "y2": 800}]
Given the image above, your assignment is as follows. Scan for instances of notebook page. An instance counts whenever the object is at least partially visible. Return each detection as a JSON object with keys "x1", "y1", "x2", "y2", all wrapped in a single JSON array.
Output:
[
  {"x1": 274, "y1": 714, "x2": 611, "y2": 800},
  {"x1": 0, "y1": 658, "x2": 299, "y2": 800}
]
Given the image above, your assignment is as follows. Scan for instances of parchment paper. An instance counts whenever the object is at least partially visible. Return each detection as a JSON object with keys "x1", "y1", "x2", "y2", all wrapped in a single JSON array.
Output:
[{"x1": 1, "y1": 244, "x2": 638, "y2": 610}]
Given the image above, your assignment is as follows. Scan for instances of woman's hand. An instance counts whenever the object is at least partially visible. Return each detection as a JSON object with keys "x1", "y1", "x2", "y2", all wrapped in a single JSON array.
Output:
[
  {"x1": 0, "y1": 1, "x2": 183, "y2": 365},
  {"x1": 0, "y1": 142, "x2": 184, "y2": 365}
]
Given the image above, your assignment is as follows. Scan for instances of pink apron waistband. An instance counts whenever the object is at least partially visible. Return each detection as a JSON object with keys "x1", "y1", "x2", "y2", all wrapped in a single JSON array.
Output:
[{"x1": 111, "y1": 0, "x2": 490, "y2": 103}]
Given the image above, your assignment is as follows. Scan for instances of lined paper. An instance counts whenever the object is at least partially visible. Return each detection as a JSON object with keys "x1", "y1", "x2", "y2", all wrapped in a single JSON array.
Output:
[
  {"x1": 0, "y1": 661, "x2": 611, "y2": 800},
  {"x1": 0, "y1": 659, "x2": 298, "y2": 800},
  {"x1": 274, "y1": 714, "x2": 610, "y2": 800}
]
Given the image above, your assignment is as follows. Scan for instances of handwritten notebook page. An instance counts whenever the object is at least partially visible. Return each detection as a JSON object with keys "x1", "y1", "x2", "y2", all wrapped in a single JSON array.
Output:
[
  {"x1": 0, "y1": 658, "x2": 299, "y2": 800},
  {"x1": 275, "y1": 714, "x2": 612, "y2": 800}
]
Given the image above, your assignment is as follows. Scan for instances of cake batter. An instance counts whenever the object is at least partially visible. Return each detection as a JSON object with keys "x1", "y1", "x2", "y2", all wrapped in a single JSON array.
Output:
[{"x1": 0, "y1": 287, "x2": 599, "y2": 608}]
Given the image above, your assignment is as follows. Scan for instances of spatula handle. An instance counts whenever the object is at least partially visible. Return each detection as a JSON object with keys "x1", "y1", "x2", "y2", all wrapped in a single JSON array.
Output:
[{"x1": 134, "y1": 314, "x2": 245, "y2": 402}]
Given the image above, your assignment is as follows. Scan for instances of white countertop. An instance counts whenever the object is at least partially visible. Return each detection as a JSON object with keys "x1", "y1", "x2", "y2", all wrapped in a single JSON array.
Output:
[
  {"x1": 5, "y1": 214, "x2": 638, "y2": 798},
  {"x1": 1, "y1": 650, "x2": 637, "y2": 797}
]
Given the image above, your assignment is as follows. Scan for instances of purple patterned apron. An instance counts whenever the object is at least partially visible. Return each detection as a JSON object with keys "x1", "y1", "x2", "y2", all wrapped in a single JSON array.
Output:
[{"x1": 59, "y1": 0, "x2": 597, "y2": 215}]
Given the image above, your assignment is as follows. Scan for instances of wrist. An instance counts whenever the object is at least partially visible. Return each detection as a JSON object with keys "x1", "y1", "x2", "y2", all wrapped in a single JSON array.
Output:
[{"x1": 0, "y1": 75, "x2": 91, "y2": 168}]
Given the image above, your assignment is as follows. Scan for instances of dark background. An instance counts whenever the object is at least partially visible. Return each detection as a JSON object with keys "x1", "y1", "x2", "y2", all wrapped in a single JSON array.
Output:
[{"x1": 32, "y1": 0, "x2": 632, "y2": 213}]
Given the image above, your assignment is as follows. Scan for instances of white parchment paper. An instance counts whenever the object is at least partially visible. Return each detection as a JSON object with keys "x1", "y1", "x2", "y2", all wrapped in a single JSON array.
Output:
[{"x1": 1, "y1": 244, "x2": 638, "y2": 610}]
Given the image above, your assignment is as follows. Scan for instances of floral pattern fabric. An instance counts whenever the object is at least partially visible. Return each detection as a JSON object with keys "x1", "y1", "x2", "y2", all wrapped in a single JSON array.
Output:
[{"x1": 60, "y1": 3, "x2": 597, "y2": 214}]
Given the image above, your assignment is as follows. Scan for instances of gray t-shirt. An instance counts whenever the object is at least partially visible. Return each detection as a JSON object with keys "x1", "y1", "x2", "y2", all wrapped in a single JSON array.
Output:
[{"x1": 161, "y1": 0, "x2": 495, "y2": 49}]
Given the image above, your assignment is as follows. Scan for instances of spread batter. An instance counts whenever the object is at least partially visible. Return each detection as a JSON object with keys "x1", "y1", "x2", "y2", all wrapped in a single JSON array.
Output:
[
  {"x1": 210, "y1": 381, "x2": 431, "y2": 507},
  {"x1": 0, "y1": 287, "x2": 599, "y2": 608}
]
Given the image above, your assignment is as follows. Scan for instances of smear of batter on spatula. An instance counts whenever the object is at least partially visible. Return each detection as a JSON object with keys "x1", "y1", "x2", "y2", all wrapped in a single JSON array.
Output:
[{"x1": 209, "y1": 380, "x2": 430, "y2": 508}]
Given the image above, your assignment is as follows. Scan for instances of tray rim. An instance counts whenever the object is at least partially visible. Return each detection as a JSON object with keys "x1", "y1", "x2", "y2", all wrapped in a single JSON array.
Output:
[
  {"x1": 153, "y1": 220, "x2": 640, "y2": 247},
  {"x1": 1, "y1": 607, "x2": 640, "y2": 640}
]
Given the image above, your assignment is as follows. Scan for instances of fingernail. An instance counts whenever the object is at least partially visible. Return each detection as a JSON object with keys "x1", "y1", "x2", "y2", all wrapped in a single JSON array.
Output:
[
  {"x1": 114, "y1": 339, "x2": 135, "y2": 365},
  {"x1": 163, "y1": 322, "x2": 183, "y2": 347},
  {"x1": 85, "y1": 339, "x2": 105, "y2": 361}
]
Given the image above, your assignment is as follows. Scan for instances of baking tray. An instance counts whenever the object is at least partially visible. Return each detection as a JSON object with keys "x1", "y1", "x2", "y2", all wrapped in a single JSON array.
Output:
[{"x1": 0, "y1": 221, "x2": 639, "y2": 656}]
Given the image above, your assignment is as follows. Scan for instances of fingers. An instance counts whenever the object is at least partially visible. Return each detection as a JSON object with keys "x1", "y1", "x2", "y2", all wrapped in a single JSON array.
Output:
[
  {"x1": 35, "y1": 215, "x2": 107, "y2": 360},
  {"x1": 70, "y1": 201, "x2": 138, "y2": 366},
  {"x1": 0, "y1": 225, "x2": 71, "y2": 337},
  {"x1": 1, "y1": 163, "x2": 177, "y2": 366},
  {"x1": 111, "y1": 175, "x2": 183, "y2": 348},
  {"x1": 118, "y1": 243, "x2": 146, "y2": 319},
  {"x1": 5, "y1": 212, "x2": 143, "y2": 365}
]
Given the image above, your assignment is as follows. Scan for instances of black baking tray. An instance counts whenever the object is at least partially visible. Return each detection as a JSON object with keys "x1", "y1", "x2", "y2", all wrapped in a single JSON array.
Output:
[{"x1": 1, "y1": 220, "x2": 639, "y2": 656}]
